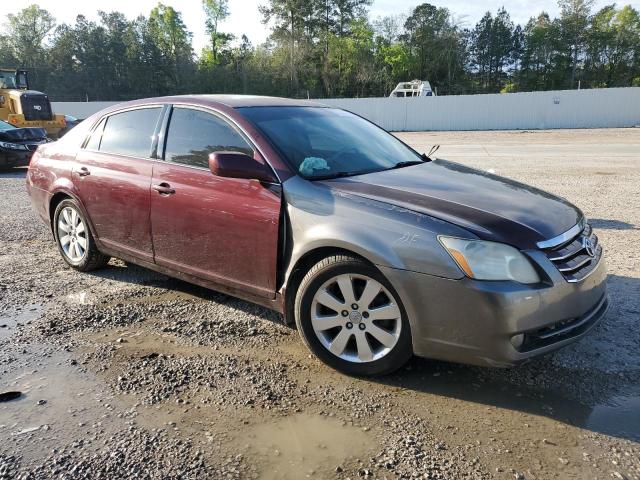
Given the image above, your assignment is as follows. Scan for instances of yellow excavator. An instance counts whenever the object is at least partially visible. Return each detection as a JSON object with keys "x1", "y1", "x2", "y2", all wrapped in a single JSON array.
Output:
[{"x1": 0, "y1": 69, "x2": 65, "y2": 138}]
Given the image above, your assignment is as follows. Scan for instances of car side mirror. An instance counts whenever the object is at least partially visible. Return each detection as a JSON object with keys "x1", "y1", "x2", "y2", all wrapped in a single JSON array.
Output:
[{"x1": 208, "y1": 151, "x2": 277, "y2": 183}]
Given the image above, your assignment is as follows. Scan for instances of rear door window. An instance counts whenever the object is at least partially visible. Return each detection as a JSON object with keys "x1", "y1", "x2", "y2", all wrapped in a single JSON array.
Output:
[
  {"x1": 99, "y1": 107, "x2": 162, "y2": 158},
  {"x1": 163, "y1": 107, "x2": 253, "y2": 169}
]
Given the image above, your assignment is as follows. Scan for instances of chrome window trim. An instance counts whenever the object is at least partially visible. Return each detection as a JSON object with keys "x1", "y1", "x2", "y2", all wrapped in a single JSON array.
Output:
[
  {"x1": 536, "y1": 219, "x2": 586, "y2": 249},
  {"x1": 152, "y1": 157, "x2": 209, "y2": 173}
]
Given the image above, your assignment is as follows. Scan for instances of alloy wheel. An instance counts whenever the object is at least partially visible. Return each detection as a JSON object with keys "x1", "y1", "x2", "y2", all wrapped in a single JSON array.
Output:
[
  {"x1": 310, "y1": 273, "x2": 402, "y2": 363},
  {"x1": 57, "y1": 206, "x2": 87, "y2": 262}
]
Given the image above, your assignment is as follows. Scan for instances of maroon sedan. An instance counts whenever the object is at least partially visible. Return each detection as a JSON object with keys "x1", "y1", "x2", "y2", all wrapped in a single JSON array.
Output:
[{"x1": 27, "y1": 95, "x2": 607, "y2": 375}]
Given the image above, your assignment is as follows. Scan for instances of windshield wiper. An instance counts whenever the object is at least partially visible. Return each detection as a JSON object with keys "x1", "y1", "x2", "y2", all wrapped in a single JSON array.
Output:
[
  {"x1": 422, "y1": 144, "x2": 440, "y2": 161},
  {"x1": 309, "y1": 168, "x2": 384, "y2": 181},
  {"x1": 309, "y1": 171, "x2": 363, "y2": 180},
  {"x1": 388, "y1": 160, "x2": 425, "y2": 170}
]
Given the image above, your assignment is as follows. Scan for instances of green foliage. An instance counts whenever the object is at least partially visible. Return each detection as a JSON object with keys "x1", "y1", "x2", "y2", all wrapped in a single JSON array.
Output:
[
  {"x1": 202, "y1": 0, "x2": 230, "y2": 64},
  {"x1": 500, "y1": 82, "x2": 517, "y2": 93},
  {"x1": 5, "y1": 4, "x2": 55, "y2": 67},
  {"x1": 400, "y1": 4, "x2": 467, "y2": 95},
  {"x1": 0, "y1": 1, "x2": 638, "y2": 100}
]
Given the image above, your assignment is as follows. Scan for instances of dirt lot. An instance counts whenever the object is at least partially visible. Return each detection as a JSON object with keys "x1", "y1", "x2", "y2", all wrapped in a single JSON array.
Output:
[{"x1": 1, "y1": 128, "x2": 639, "y2": 479}]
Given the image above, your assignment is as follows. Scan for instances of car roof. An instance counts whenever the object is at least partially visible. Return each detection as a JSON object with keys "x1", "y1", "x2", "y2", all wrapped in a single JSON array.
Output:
[{"x1": 111, "y1": 94, "x2": 326, "y2": 110}]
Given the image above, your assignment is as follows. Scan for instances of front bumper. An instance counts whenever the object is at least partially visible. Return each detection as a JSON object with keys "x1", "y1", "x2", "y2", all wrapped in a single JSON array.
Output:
[{"x1": 379, "y1": 251, "x2": 608, "y2": 367}]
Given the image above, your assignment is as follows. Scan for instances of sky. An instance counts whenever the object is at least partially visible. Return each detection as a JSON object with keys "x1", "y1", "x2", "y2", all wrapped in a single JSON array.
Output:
[{"x1": 3, "y1": 0, "x2": 640, "y2": 54}]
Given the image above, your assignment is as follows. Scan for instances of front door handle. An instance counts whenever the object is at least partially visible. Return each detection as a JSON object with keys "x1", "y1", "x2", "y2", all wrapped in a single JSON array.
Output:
[
  {"x1": 77, "y1": 166, "x2": 90, "y2": 177},
  {"x1": 152, "y1": 182, "x2": 175, "y2": 195}
]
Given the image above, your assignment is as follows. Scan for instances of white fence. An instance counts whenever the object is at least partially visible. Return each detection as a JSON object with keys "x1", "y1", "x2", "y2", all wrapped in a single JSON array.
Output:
[
  {"x1": 53, "y1": 87, "x2": 640, "y2": 131},
  {"x1": 53, "y1": 101, "x2": 118, "y2": 120}
]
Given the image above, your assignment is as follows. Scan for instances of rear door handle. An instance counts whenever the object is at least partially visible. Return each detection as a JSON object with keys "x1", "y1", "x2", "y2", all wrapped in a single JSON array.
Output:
[
  {"x1": 152, "y1": 182, "x2": 175, "y2": 195},
  {"x1": 77, "y1": 166, "x2": 90, "y2": 177}
]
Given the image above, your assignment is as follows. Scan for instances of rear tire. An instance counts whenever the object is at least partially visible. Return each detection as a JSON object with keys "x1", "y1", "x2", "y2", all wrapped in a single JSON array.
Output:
[
  {"x1": 53, "y1": 199, "x2": 110, "y2": 271},
  {"x1": 294, "y1": 254, "x2": 412, "y2": 376}
]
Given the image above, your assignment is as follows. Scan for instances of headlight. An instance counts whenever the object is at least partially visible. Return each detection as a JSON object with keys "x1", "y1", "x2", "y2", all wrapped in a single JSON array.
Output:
[
  {"x1": 439, "y1": 236, "x2": 540, "y2": 284},
  {"x1": 0, "y1": 141, "x2": 28, "y2": 150}
]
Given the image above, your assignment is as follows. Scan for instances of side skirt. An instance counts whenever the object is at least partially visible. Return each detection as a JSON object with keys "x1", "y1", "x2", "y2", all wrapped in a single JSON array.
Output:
[{"x1": 99, "y1": 246, "x2": 285, "y2": 314}]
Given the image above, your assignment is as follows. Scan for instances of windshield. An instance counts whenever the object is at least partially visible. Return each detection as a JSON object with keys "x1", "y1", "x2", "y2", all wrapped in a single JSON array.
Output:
[
  {"x1": 237, "y1": 106, "x2": 423, "y2": 179},
  {"x1": 0, "y1": 71, "x2": 17, "y2": 89}
]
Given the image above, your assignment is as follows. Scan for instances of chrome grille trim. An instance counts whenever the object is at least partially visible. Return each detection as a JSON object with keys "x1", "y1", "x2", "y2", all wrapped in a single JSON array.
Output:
[
  {"x1": 557, "y1": 256, "x2": 592, "y2": 272},
  {"x1": 536, "y1": 219, "x2": 586, "y2": 249},
  {"x1": 539, "y1": 221, "x2": 602, "y2": 283},
  {"x1": 548, "y1": 231, "x2": 597, "y2": 261}
]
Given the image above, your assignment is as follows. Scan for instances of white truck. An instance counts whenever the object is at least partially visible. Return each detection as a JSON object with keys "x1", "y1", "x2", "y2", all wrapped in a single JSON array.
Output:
[{"x1": 389, "y1": 80, "x2": 435, "y2": 97}]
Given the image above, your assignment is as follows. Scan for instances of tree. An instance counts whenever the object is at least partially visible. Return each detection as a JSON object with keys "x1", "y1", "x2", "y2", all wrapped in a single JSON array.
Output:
[
  {"x1": 260, "y1": 0, "x2": 315, "y2": 94},
  {"x1": 401, "y1": 3, "x2": 467, "y2": 94},
  {"x1": 2, "y1": 1, "x2": 639, "y2": 100},
  {"x1": 373, "y1": 14, "x2": 405, "y2": 44},
  {"x1": 147, "y1": 3, "x2": 194, "y2": 93},
  {"x1": 4, "y1": 4, "x2": 55, "y2": 67},
  {"x1": 202, "y1": 0, "x2": 229, "y2": 63},
  {"x1": 586, "y1": 5, "x2": 640, "y2": 87},
  {"x1": 558, "y1": 0, "x2": 595, "y2": 87},
  {"x1": 470, "y1": 8, "x2": 517, "y2": 92},
  {"x1": 518, "y1": 13, "x2": 561, "y2": 91}
]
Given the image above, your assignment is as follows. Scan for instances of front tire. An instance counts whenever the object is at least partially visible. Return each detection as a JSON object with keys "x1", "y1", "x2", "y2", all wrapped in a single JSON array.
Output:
[
  {"x1": 53, "y1": 199, "x2": 110, "y2": 271},
  {"x1": 294, "y1": 255, "x2": 412, "y2": 376}
]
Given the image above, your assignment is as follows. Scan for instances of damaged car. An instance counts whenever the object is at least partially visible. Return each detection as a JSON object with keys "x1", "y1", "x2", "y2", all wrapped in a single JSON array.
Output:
[
  {"x1": 0, "y1": 119, "x2": 49, "y2": 168},
  {"x1": 26, "y1": 96, "x2": 608, "y2": 376}
]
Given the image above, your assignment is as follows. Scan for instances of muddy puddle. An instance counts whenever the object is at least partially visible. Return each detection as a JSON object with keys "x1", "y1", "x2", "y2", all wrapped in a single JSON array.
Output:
[
  {"x1": 0, "y1": 304, "x2": 42, "y2": 340},
  {"x1": 81, "y1": 327, "x2": 215, "y2": 358},
  {"x1": 235, "y1": 413, "x2": 377, "y2": 479},
  {"x1": 389, "y1": 361, "x2": 640, "y2": 442},
  {"x1": 584, "y1": 388, "x2": 640, "y2": 441},
  {"x1": 0, "y1": 347, "x2": 126, "y2": 462}
]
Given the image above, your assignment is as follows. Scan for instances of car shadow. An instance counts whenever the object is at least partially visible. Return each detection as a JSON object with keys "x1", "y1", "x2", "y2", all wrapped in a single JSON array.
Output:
[
  {"x1": 87, "y1": 260, "x2": 287, "y2": 326},
  {"x1": 589, "y1": 218, "x2": 638, "y2": 230},
  {"x1": 370, "y1": 273, "x2": 640, "y2": 443},
  {"x1": 88, "y1": 260, "x2": 639, "y2": 442}
]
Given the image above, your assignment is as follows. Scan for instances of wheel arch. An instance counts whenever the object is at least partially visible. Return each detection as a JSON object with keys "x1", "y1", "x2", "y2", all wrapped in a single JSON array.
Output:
[
  {"x1": 282, "y1": 246, "x2": 378, "y2": 325},
  {"x1": 49, "y1": 191, "x2": 73, "y2": 232},
  {"x1": 48, "y1": 188, "x2": 99, "y2": 241}
]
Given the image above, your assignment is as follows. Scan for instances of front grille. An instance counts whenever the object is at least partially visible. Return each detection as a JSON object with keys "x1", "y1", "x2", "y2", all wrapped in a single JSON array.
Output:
[
  {"x1": 20, "y1": 93, "x2": 53, "y2": 121},
  {"x1": 542, "y1": 223, "x2": 602, "y2": 282}
]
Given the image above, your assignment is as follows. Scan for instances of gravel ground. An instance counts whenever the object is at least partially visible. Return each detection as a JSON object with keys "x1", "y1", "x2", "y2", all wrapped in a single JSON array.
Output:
[{"x1": 1, "y1": 128, "x2": 639, "y2": 479}]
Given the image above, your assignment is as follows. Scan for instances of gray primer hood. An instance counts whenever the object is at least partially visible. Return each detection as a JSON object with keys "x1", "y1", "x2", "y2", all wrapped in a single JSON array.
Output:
[{"x1": 320, "y1": 159, "x2": 583, "y2": 250}]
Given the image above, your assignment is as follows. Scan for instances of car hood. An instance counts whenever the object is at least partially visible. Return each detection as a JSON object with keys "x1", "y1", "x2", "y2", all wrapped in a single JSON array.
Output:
[
  {"x1": 0, "y1": 127, "x2": 47, "y2": 143},
  {"x1": 320, "y1": 159, "x2": 583, "y2": 249}
]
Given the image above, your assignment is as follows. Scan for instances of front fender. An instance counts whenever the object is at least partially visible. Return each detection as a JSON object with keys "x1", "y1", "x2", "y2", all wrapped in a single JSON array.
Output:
[{"x1": 282, "y1": 176, "x2": 471, "y2": 282}]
